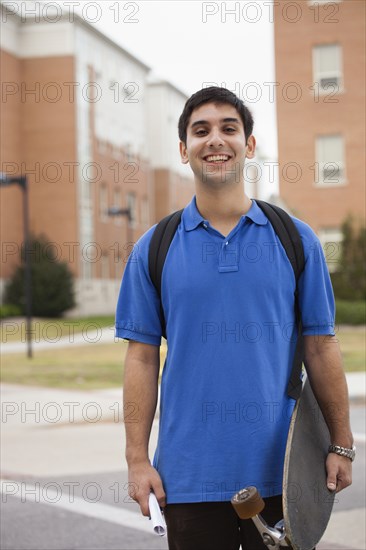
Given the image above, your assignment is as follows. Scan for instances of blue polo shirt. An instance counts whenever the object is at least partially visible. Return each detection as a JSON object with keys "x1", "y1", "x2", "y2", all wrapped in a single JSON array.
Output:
[{"x1": 115, "y1": 196, "x2": 335, "y2": 503}]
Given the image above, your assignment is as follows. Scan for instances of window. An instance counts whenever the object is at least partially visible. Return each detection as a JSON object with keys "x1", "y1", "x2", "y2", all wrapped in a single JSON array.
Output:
[
  {"x1": 81, "y1": 179, "x2": 92, "y2": 209},
  {"x1": 125, "y1": 144, "x2": 134, "y2": 163},
  {"x1": 127, "y1": 192, "x2": 137, "y2": 227},
  {"x1": 141, "y1": 197, "x2": 149, "y2": 227},
  {"x1": 101, "y1": 253, "x2": 110, "y2": 279},
  {"x1": 82, "y1": 258, "x2": 93, "y2": 280},
  {"x1": 313, "y1": 44, "x2": 343, "y2": 93},
  {"x1": 99, "y1": 184, "x2": 108, "y2": 222},
  {"x1": 97, "y1": 139, "x2": 108, "y2": 155},
  {"x1": 315, "y1": 135, "x2": 345, "y2": 186},
  {"x1": 318, "y1": 228, "x2": 342, "y2": 272},
  {"x1": 113, "y1": 188, "x2": 122, "y2": 225}
]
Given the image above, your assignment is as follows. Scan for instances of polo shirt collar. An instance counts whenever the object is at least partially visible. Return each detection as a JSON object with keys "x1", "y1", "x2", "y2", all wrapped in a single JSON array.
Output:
[{"x1": 182, "y1": 195, "x2": 268, "y2": 231}]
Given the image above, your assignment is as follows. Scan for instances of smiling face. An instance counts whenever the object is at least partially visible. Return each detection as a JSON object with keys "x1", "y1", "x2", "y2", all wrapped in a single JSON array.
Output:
[{"x1": 179, "y1": 102, "x2": 256, "y2": 188}]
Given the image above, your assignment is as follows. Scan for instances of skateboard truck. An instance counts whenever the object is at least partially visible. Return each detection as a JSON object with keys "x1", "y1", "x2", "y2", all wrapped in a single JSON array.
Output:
[{"x1": 231, "y1": 487, "x2": 290, "y2": 549}]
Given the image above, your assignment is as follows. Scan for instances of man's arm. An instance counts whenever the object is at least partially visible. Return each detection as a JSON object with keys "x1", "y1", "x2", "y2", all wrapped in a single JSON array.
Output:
[
  {"x1": 123, "y1": 340, "x2": 166, "y2": 515},
  {"x1": 304, "y1": 334, "x2": 353, "y2": 493}
]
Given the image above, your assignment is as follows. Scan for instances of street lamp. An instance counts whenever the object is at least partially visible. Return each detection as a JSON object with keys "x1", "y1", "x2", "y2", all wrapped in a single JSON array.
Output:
[{"x1": 0, "y1": 172, "x2": 32, "y2": 358}]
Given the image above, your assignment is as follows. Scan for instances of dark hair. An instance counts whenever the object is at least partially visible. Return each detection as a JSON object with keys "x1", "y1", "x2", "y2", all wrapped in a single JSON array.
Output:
[{"x1": 178, "y1": 86, "x2": 254, "y2": 144}]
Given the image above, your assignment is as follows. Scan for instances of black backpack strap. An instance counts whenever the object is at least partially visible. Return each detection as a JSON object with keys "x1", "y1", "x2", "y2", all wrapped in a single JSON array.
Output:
[
  {"x1": 255, "y1": 200, "x2": 304, "y2": 282},
  {"x1": 148, "y1": 209, "x2": 183, "y2": 338},
  {"x1": 255, "y1": 200, "x2": 305, "y2": 401}
]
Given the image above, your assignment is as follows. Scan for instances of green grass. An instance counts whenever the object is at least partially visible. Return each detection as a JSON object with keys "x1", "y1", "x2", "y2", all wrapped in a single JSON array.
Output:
[
  {"x1": 0, "y1": 340, "x2": 168, "y2": 390},
  {"x1": 0, "y1": 327, "x2": 363, "y2": 390},
  {"x1": 0, "y1": 316, "x2": 115, "y2": 344},
  {"x1": 0, "y1": 342, "x2": 126, "y2": 389},
  {"x1": 336, "y1": 325, "x2": 365, "y2": 372}
]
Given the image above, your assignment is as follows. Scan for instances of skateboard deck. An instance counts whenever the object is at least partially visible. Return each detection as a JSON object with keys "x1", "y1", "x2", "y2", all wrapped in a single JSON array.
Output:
[
  {"x1": 232, "y1": 376, "x2": 335, "y2": 549},
  {"x1": 283, "y1": 376, "x2": 335, "y2": 550}
]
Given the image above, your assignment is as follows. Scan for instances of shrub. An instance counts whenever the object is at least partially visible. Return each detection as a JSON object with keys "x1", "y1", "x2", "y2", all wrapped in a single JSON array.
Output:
[
  {"x1": 331, "y1": 218, "x2": 366, "y2": 301},
  {"x1": 335, "y1": 300, "x2": 366, "y2": 325},
  {"x1": 3, "y1": 235, "x2": 75, "y2": 317},
  {"x1": 0, "y1": 304, "x2": 22, "y2": 319}
]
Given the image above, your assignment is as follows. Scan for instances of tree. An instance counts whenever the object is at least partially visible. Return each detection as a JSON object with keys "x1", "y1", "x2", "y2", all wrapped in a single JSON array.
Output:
[
  {"x1": 331, "y1": 217, "x2": 366, "y2": 301},
  {"x1": 4, "y1": 235, "x2": 75, "y2": 317}
]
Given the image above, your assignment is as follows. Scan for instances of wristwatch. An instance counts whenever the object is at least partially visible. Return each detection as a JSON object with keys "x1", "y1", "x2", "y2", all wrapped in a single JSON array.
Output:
[{"x1": 328, "y1": 444, "x2": 356, "y2": 462}]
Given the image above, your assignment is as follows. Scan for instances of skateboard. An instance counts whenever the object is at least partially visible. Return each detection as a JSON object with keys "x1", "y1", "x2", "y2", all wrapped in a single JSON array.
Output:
[{"x1": 231, "y1": 377, "x2": 335, "y2": 550}]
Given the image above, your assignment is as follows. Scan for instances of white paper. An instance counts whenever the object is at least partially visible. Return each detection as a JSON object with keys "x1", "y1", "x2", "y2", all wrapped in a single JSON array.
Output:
[{"x1": 148, "y1": 492, "x2": 166, "y2": 536}]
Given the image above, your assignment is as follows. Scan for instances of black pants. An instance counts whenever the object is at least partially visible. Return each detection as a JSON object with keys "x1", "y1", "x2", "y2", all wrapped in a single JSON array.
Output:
[{"x1": 164, "y1": 495, "x2": 293, "y2": 550}]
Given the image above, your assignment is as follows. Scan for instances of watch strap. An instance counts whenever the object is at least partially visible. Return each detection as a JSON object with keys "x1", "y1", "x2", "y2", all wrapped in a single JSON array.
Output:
[{"x1": 328, "y1": 444, "x2": 356, "y2": 461}]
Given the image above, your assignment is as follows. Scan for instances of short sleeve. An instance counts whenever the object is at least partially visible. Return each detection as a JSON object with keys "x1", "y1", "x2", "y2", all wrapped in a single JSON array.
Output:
[
  {"x1": 115, "y1": 226, "x2": 163, "y2": 345},
  {"x1": 294, "y1": 219, "x2": 336, "y2": 336}
]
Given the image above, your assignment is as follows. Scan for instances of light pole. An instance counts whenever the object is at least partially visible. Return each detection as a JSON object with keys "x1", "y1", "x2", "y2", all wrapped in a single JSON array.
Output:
[{"x1": 0, "y1": 173, "x2": 32, "y2": 358}]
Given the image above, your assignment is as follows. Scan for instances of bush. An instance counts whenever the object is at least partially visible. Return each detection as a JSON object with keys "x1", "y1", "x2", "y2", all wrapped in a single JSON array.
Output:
[
  {"x1": 335, "y1": 300, "x2": 366, "y2": 325},
  {"x1": 0, "y1": 304, "x2": 22, "y2": 319},
  {"x1": 331, "y1": 218, "x2": 366, "y2": 301},
  {"x1": 3, "y1": 235, "x2": 75, "y2": 317}
]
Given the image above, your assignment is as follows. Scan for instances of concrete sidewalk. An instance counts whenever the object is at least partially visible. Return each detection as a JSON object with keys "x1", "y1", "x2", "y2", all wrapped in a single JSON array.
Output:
[{"x1": 345, "y1": 371, "x2": 366, "y2": 403}]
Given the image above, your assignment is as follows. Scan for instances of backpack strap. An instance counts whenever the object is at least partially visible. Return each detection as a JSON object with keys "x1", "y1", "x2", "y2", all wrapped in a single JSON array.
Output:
[
  {"x1": 254, "y1": 200, "x2": 305, "y2": 282},
  {"x1": 255, "y1": 200, "x2": 305, "y2": 400},
  {"x1": 148, "y1": 209, "x2": 183, "y2": 338}
]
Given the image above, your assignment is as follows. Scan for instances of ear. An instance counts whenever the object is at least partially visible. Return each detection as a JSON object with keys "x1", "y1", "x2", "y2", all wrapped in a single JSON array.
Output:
[
  {"x1": 179, "y1": 141, "x2": 189, "y2": 164},
  {"x1": 245, "y1": 135, "x2": 256, "y2": 159}
]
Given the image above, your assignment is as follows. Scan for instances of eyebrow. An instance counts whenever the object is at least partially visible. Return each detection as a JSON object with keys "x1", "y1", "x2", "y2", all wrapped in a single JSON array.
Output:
[{"x1": 190, "y1": 117, "x2": 240, "y2": 129}]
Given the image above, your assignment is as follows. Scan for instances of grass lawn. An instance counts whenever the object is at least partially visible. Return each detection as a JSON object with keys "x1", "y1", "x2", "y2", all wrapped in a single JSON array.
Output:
[
  {"x1": 0, "y1": 327, "x2": 363, "y2": 390},
  {"x1": 0, "y1": 342, "x2": 126, "y2": 389},
  {"x1": 0, "y1": 316, "x2": 115, "y2": 344},
  {"x1": 336, "y1": 325, "x2": 365, "y2": 372},
  {"x1": 0, "y1": 339, "x2": 168, "y2": 390}
]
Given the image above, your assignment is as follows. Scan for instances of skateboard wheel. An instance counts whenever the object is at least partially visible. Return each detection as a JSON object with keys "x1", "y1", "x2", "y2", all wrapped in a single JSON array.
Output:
[{"x1": 231, "y1": 486, "x2": 265, "y2": 519}]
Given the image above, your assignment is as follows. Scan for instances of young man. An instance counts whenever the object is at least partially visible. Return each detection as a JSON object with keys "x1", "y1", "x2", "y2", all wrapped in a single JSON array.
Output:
[{"x1": 115, "y1": 87, "x2": 353, "y2": 550}]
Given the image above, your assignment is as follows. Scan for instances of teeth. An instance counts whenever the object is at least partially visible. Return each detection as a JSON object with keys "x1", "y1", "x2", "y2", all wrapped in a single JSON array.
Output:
[{"x1": 205, "y1": 155, "x2": 229, "y2": 162}]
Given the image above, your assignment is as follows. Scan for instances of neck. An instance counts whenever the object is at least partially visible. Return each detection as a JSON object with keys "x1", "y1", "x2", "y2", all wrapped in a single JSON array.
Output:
[{"x1": 195, "y1": 182, "x2": 252, "y2": 224}]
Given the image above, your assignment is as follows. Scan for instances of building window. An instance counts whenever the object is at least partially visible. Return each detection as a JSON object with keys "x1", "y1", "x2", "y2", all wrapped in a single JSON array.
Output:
[
  {"x1": 113, "y1": 188, "x2": 122, "y2": 225},
  {"x1": 125, "y1": 144, "x2": 134, "y2": 163},
  {"x1": 127, "y1": 192, "x2": 137, "y2": 227},
  {"x1": 141, "y1": 197, "x2": 149, "y2": 227},
  {"x1": 313, "y1": 44, "x2": 343, "y2": 93},
  {"x1": 82, "y1": 180, "x2": 92, "y2": 209},
  {"x1": 315, "y1": 135, "x2": 346, "y2": 186},
  {"x1": 99, "y1": 184, "x2": 108, "y2": 222},
  {"x1": 318, "y1": 228, "x2": 342, "y2": 272},
  {"x1": 82, "y1": 258, "x2": 93, "y2": 280},
  {"x1": 101, "y1": 253, "x2": 110, "y2": 279}
]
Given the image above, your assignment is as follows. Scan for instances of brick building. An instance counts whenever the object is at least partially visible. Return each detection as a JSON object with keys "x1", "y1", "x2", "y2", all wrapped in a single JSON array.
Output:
[
  {"x1": 0, "y1": 3, "x2": 193, "y2": 315},
  {"x1": 274, "y1": 0, "x2": 365, "y2": 255}
]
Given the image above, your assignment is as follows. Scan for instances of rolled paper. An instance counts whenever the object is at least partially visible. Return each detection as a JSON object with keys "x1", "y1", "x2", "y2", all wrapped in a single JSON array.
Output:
[{"x1": 148, "y1": 492, "x2": 166, "y2": 536}]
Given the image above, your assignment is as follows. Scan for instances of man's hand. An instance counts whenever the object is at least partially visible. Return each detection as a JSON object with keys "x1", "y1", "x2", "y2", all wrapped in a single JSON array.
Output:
[
  {"x1": 326, "y1": 452, "x2": 352, "y2": 493},
  {"x1": 128, "y1": 461, "x2": 166, "y2": 516}
]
